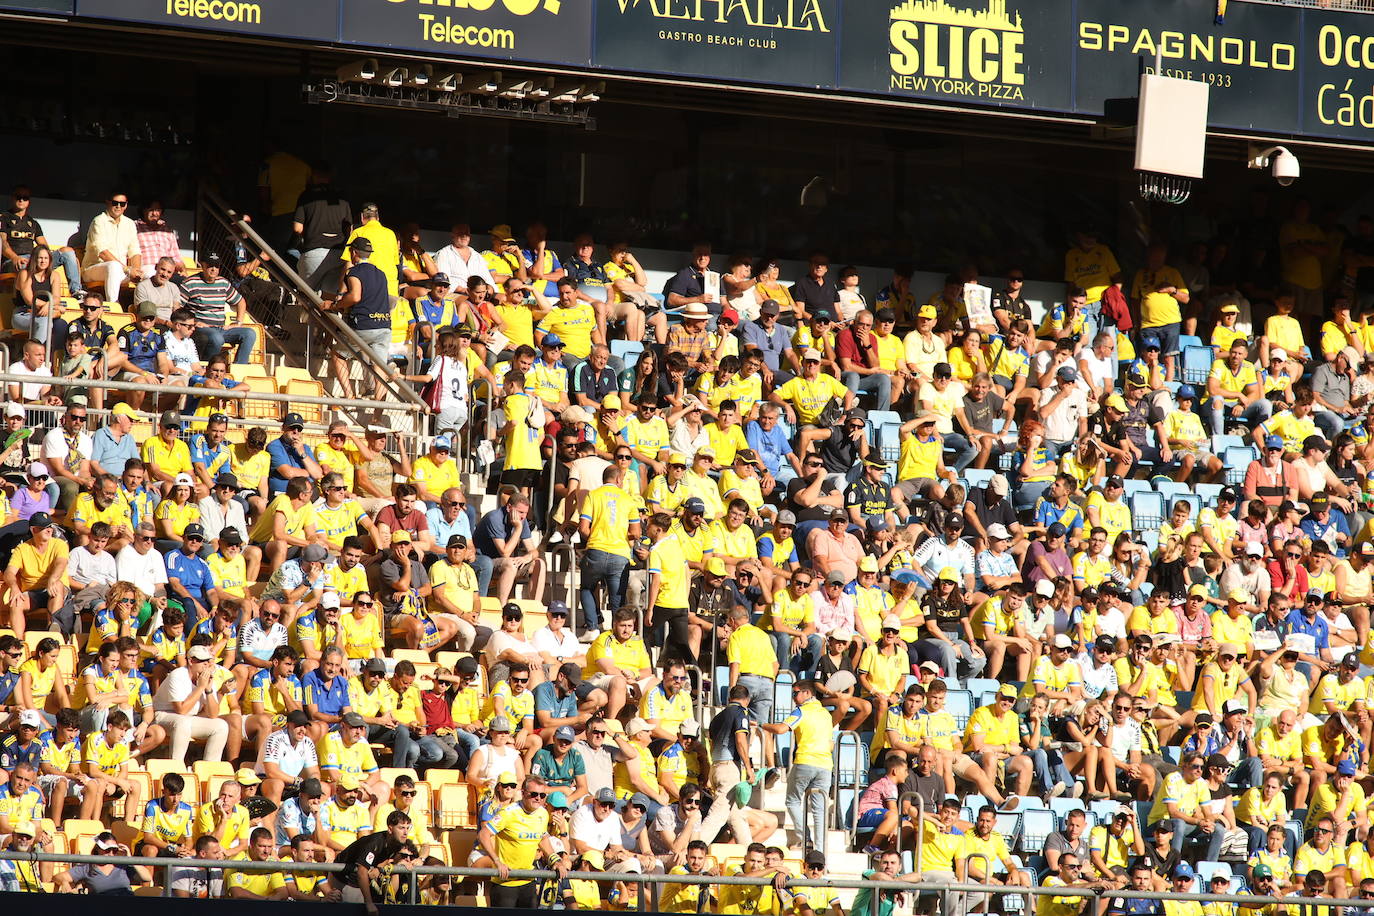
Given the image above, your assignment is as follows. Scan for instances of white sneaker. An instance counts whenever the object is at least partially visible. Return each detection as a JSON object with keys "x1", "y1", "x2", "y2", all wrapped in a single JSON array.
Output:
[
  {"x1": 578, "y1": 628, "x2": 600, "y2": 644},
  {"x1": 1049, "y1": 782, "x2": 1067, "y2": 799}
]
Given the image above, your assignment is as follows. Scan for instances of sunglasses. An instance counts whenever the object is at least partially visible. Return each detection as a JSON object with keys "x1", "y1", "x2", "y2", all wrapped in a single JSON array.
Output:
[
  {"x1": 590, "y1": 731, "x2": 607, "y2": 737},
  {"x1": 511, "y1": 677, "x2": 529, "y2": 684},
  {"x1": 110, "y1": 200, "x2": 128, "y2": 207},
  {"x1": 399, "y1": 790, "x2": 417, "y2": 797}
]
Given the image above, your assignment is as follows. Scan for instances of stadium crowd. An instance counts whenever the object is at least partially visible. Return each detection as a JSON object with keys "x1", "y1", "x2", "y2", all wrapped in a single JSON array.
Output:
[{"x1": 0, "y1": 172, "x2": 1372, "y2": 916}]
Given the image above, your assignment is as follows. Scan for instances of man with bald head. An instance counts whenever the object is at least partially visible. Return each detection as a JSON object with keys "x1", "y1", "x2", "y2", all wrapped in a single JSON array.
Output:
[{"x1": 837, "y1": 309, "x2": 891, "y2": 410}]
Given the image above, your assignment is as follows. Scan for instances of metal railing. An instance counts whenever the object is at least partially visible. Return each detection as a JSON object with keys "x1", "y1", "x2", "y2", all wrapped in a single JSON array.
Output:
[
  {"x1": 11, "y1": 849, "x2": 1360, "y2": 916},
  {"x1": 834, "y1": 727, "x2": 864, "y2": 848},
  {"x1": 196, "y1": 189, "x2": 428, "y2": 433},
  {"x1": 896, "y1": 790, "x2": 924, "y2": 871},
  {"x1": 803, "y1": 785, "x2": 830, "y2": 854}
]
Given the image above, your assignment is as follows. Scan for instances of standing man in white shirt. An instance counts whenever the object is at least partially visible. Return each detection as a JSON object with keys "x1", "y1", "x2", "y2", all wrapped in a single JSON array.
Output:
[{"x1": 81, "y1": 191, "x2": 143, "y2": 297}]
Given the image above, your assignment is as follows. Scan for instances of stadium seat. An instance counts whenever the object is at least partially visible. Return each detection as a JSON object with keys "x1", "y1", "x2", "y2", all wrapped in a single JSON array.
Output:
[
  {"x1": 1130, "y1": 491, "x2": 1164, "y2": 531},
  {"x1": 1181, "y1": 345, "x2": 1215, "y2": 384},
  {"x1": 1048, "y1": 797, "x2": 1086, "y2": 825},
  {"x1": 945, "y1": 689, "x2": 973, "y2": 729},
  {"x1": 610, "y1": 339, "x2": 643, "y2": 367},
  {"x1": 435, "y1": 783, "x2": 478, "y2": 830},
  {"x1": 1223, "y1": 445, "x2": 1258, "y2": 485},
  {"x1": 1196, "y1": 862, "x2": 1232, "y2": 884},
  {"x1": 964, "y1": 468, "x2": 994, "y2": 488}
]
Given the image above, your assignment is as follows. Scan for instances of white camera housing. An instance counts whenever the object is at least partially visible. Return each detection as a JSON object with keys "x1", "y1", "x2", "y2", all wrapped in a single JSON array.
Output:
[{"x1": 1248, "y1": 145, "x2": 1300, "y2": 187}]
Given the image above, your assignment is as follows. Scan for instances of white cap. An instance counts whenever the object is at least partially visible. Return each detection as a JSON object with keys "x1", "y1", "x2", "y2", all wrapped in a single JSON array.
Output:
[
  {"x1": 17, "y1": 709, "x2": 41, "y2": 728},
  {"x1": 1245, "y1": 542, "x2": 1264, "y2": 557},
  {"x1": 802, "y1": 348, "x2": 822, "y2": 362},
  {"x1": 881, "y1": 615, "x2": 903, "y2": 631},
  {"x1": 1223, "y1": 698, "x2": 1248, "y2": 715},
  {"x1": 173, "y1": 472, "x2": 194, "y2": 487},
  {"x1": 1270, "y1": 348, "x2": 1287, "y2": 361},
  {"x1": 1052, "y1": 634, "x2": 1075, "y2": 649},
  {"x1": 627, "y1": 717, "x2": 652, "y2": 735},
  {"x1": 187, "y1": 645, "x2": 213, "y2": 662},
  {"x1": 4, "y1": 403, "x2": 22, "y2": 419},
  {"x1": 829, "y1": 626, "x2": 853, "y2": 642},
  {"x1": 986, "y1": 523, "x2": 1011, "y2": 540},
  {"x1": 1035, "y1": 579, "x2": 1055, "y2": 597},
  {"x1": 320, "y1": 591, "x2": 341, "y2": 610},
  {"x1": 989, "y1": 474, "x2": 1009, "y2": 496}
]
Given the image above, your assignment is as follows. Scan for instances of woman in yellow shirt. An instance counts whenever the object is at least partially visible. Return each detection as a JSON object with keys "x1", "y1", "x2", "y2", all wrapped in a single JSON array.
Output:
[
  {"x1": 752, "y1": 259, "x2": 799, "y2": 322},
  {"x1": 154, "y1": 474, "x2": 200, "y2": 548},
  {"x1": 16, "y1": 635, "x2": 70, "y2": 722},
  {"x1": 946, "y1": 329, "x2": 989, "y2": 383}
]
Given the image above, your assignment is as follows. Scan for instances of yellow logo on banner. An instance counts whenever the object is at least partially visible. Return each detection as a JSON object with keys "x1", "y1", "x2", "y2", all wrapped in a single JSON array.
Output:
[
  {"x1": 888, "y1": 0, "x2": 1026, "y2": 99},
  {"x1": 381, "y1": 0, "x2": 565, "y2": 50}
]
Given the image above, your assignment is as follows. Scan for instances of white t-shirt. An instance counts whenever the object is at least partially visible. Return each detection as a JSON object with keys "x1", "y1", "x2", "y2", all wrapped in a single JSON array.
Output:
[
  {"x1": 115, "y1": 543, "x2": 169, "y2": 596},
  {"x1": 256, "y1": 728, "x2": 319, "y2": 778},
  {"x1": 566, "y1": 455, "x2": 611, "y2": 492},
  {"x1": 68, "y1": 546, "x2": 117, "y2": 587},
  {"x1": 9, "y1": 363, "x2": 52, "y2": 401},
  {"x1": 41, "y1": 426, "x2": 92, "y2": 464},
  {"x1": 153, "y1": 665, "x2": 199, "y2": 713},
  {"x1": 1097, "y1": 606, "x2": 1128, "y2": 640},
  {"x1": 483, "y1": 629, "x2": 536, "y2": 669},
  {"x1": 569, "y1": 804, "x2": 621, "y2": 852},
  {"x1": 1038, "y1": 383, "x2": 1088, "y2": 442},
  {"x1": 531, "y1": 626, "x2": 580, "y2": 661},
  {"x1": 1079, "y1": 350, "x2": 1115, "y2": 392},
  {"x1": 430, "y1": 355, "x2": 468, "y2": 412},
  {"x1": 163, "y1": 333, "x2": 200, "y2": 373}
]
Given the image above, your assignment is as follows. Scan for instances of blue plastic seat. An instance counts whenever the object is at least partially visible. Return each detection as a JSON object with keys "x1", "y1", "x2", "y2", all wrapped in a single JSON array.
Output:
[
  {"x1": 1195, "y1": 482, "x2": 1223, "y2": 505},
  {"x1": 965, "y1": 468, "x2": 995, "y2": 489},
  {"x1": 1181, "y1": 345, "x2": 1215, "y2": 384},
  {"x1": 1178, "y1": 334, "x2": 1204, "y2": 350},
  {"x1": 1049, "y1": 797, "x2": 1086, "y2": 825},
  {"x1": 1222, "y1": 445, "x2": 1258, "y2": 485},
  {"x1": 945, "y1": 689, "x2": 974, "y2": 729},
  {"x1": 1020, "y1": 808, "x2": 1056, "y2": 853},
  {"x1": 610, "y1": 339, "x2": 643, "y2": 368},
  {"x1": 1131, "y1": 491, "x2": 1165, "y2": 531}
]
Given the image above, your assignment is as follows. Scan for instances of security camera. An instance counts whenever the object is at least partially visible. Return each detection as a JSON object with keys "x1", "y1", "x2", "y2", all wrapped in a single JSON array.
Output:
[{"x1": 1247, "y1": 145, "x2": 1300, "y2": 187}]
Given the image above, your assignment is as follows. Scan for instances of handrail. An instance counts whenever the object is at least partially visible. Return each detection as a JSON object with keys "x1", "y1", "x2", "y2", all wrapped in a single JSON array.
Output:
[
  {"x1": 684, "y1": 662, "x2": 705, "y2": 726},
  {"x1": 896, "y1": 790, "x2": 924, "y2": 872},
  {"x1": 7, "y1": 848, "x2": 1367, "y2": 908},
  {"x1": 0, "y1": 370, "x2": 421, "y2": 412},
  {"x1": 834, "y1": 727, "x2": 864, "y2": 847},
  {"x1": 803, "y1": 785, "x2": 829, "y2": 853},
  {"x1": 198, "y1": 188, "x2": 427, "y2": 417},
  {"x1": 959, "y1": 851, "x2": 992, "y2": 916}
]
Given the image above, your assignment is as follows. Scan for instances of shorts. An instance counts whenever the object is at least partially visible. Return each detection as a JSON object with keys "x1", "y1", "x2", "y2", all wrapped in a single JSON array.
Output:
[
  {"x1": 896, "y1": 478, "x2": 937, "y2": 500},
  {"x1": 38, "y1": 773, "x2": 84, "y2": 799},
  {"x1": 500, "y1": 468, "x2": 542, "y2": 491},
  {"x1": 857, "y1": 807, "x2": 889, "y2": 830},
  {"x1": 951, "y1": 753, "x2": 983, "y2": 779},
  {"x1": 1145, "y1": 322, "x2": 1181, "y2": 358}
]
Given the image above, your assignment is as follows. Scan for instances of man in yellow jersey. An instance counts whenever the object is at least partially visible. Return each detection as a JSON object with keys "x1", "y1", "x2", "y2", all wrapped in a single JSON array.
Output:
[
  {"x1": 498, "y1": 370, "x2": 544, "y2": 496},
  {"x1": 1207, "y1": 339, "x2": 1269, "y2": 436},
  {"x1": 965, "y1": 685, "x2": 1036, "y2": 798},
  {"x1": 1148, "y1": 753, "x2": 1220, "y2": 858},
  {"x1": 1065, "y1": 228, "x2": 1121, "y2": 309},
  {"x1": 583, "y1": 608, "x2": 655, "y2": 721},
  {"x1": 528, "y1": 335, "x2": 571, "y2": 415},
  {"x1": 1133, "y1": 245, "x2": 1190, "y2": 378},
  {"x1": 5, "y1": 511, "x2": 72, "y2": 638},
  {"x1": 479, "y1": 776, "x2": 571, "y2": 908},
  {"x1": 408, "y1": 436, "x2": 462, "y2": 507},
  {"x1": 761, "y1": 679, "x2": 832, "y2": 851},
  {"x1": 1294, "y1": 815, "x2": 1348, "y2": 898},
  {"x1": 726, "y1": 605, "x2": 779, "y2": 765},
  {"x1": 225, "y1": 826, "x2": 289, "y2": 900},
  {"x1": 767, "y1": 347, "x2": 853, "y2": 428},
  {"x1": 895, "y1": 413, "x2": 957, "y2": 507},
  {"x1": 536, "y1": 278, "x2": 601, "y2": 369},
  {"x1": 579, "y1": 464, "x2": 638, "y2": 645},
  {"x1": 249, "y1": 477, "x2": 318, "y2": 575}
]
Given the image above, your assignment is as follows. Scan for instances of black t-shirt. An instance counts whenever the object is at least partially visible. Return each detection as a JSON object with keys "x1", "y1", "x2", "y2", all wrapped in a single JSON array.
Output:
[
  {"x1": 346, "y1": 262, "x2": 391, "y2": 330},
  {"x1": 785, "y1": 474, "x2": 839, "y2": 524},
  {"x1": 900, "y1": 771, "x2": 945, "y2": 814},
  {"x1": 818, "y1": 431, "x2": 859, "y2": 474},
  {"x1": 293, "y1": 185, "x2": 352, "y2": 251},
  {"x1": 337, "y1": 831, "x2": 405, "y2": 887},
  {"x1": 707, "y1": 701, "x2": 752, "y2": 764},
  {"x1": 962, "y1": 392, "x2": 1005, "y2": 433},
  {"x1": 0, "y1": 212, "x2": 43, "y2": 260},
  {"x1": 791, "y1": 276, "x2": 840, "y2": 314},
  {"x1": 921, "y1": 591, "x2": 968, "y2": 634},
  {"x1": 968, "y1": 486, "x2": 1016, "y2": 533}
]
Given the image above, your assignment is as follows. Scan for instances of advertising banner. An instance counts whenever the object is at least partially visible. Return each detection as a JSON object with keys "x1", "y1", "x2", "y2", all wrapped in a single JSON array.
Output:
[
  {"x1": 592, "y1": 0, "x2": 837, "y2": 88},
  {"x1": 0, "y1": 0, "x2": 73, "y2": 11},
  {"x1": 338, "y1": 0, "x2": 592, "y2": 67},
  {"x1": 1299, "y1": 9, "x2": 1374, "y2": 141},
  {"x1": 76, "y1": 0, "x2": 338, "y2": 41},
  {"x1": 1072, "y1": 0, "x2": 1302, "y2": 135},
  {"x1": 837, "y1": 0, "x2": 1075, "y2": 113}
]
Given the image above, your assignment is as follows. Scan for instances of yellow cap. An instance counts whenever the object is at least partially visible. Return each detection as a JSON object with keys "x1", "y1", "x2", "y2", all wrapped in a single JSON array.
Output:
[
  {"x1": 705, "y1": 557, "x2": 727, "y2": 576},
  {"x1": 1227, "y1": 588, "x2": 1250, "y2": 603},
  {"x1": 337, "y1": 773, "x2": 360, "y2": 791},
  {"x1": 667, "y1": 452, "x2": 687, "y2": 466},
  {"x1": 580, "y1": 849, "x2": 604, "y2": 869},
  {"x1": 497, "y1": 771, "x2": 518, "y2": 786},
  {"x1": 1105, "y1": 394, "x2": 1128, "y2": 412},
  {"x1": 1219, "y1": 303, "x2": 1240, "y2": 314},
  {"x1": 1188, "y1": 584, "x2": 1210, "y2": 598},
  {"x1": 601, "y1": 394, "x2": 621, "y2": 410},
  {"x1": 235, "y1": 767, "x2": 262, "y2": 785},
  {"x1": 111, "y1": 403, "x2": 138, "y2": 419},
  {"x1": 858, "y1": 556, "x2": 879, "y2": 573},
  {"x1": 918, "y1": 304, "x2": 938, "y2": 320},
  {"x1": 937, "y1": 566, "x2": 959, "y2": 582}
]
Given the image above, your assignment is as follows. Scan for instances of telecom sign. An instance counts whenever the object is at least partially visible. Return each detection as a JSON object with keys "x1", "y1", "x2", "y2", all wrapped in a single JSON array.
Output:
[
  {"x1": 75, "y1": 0, "x2": 338, "y2": 41},
  {"x1": 338, "y1": 0, "x2": 593, "y2": 67}
]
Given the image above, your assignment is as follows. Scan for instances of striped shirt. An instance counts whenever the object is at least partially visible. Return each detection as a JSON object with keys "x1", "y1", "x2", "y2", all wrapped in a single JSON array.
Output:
[{"x1": 180, "y1": 277, "x2": 243, "y2": 327}]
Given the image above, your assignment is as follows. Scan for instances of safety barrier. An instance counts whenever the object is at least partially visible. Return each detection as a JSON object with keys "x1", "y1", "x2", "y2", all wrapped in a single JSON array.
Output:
[
  {"x1": 4, "y1": 849, "x2": 1355, "y2": 916},
  {"x1": 896, "y1": 790, "x2": 924, "y2": 872}
]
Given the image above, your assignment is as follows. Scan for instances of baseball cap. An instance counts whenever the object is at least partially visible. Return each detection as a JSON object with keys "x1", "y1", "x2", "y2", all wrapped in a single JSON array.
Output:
[
  {"x1": 1047, "y1": 522, "x2": 1067, "y2": 538},
  {"x1": 989, "y1": 474, "x2": 1009, "y2": 496},
  {"x1": 1105, "y1": 394, "x2": 1127, "y2": 412},
  {"x1": 236, "y1": 767, "x2": 261, "y2": 786},
  {"x1": 1343, "y1": 652, "x2": 1361, "y2": 669},
  {"x1": 986, "y1": 523, "x2": 1011, "y2": 540},
  {"x1": 1218, "y1": 486, "x2": 1239, "y2": 502},
  {"x1": 320, "y1": 591, "x2": 340, "y2": 610},
  {"x1": 801, "y1": 348, "x2": 822, "y2": 362},
  {"x1": 704, "y1": 556, "x2": 727, "y2": 577},
  {"x1": 187, "y1": 645, "x2": 213, "y2": 662},
  {"x1": 540, "y1": 333, "x2": 564, "y2": 349},
  {"x1": 1035, "y1": 579, "x2": 1056, "y2": 597},
  {"x1": 1143, "y1": 337, "x2": 1161, "y2": 351},
  {"x1": 997, "y1": 684, "x2": 1018, "y2": 699},
  {"x1": 933, "y1": 363, "x2": 953, "y2": 379},
  {"x1": 490, "y1": 715, "x2": 513, "y2": 733},
  {"x1": 10, "y1": 822, "x2": 34, "y2": 838},
  {"x1": 825, "y1": 570, "x2": 847, "y2": 585},
  {"x1": 1264, "y1": 434, "x2": 1284, "y2": 450},
  {"x1": 1173, "y1": 863, "x2": 1195, "y2": 880},
  {"x1": 1052, "y1": 634, "x2": 1075, "y2": 649},
  {"x1": 341, "y1": 712, "x2": 366, "y2": 728},
  {"x1": 1057, "y1": 365, "x2": 1077, "y2": 382},
  {"x1": 1223, "y1": 698, "x2": 1247, "y2": 716},
  {"x1": 554, "y1": 725, "x2": 577, "y2": 742},
  {"x1": 446, "y1": 534, "x2": 468, "y2": 549},
  {"x1": 600, "y1": 393, "x2": 621, "y2": 410},
  {"x1": 159, "y1": 409, "x2": 183, "y2": 429},
  {"x1": 1177, "y1": 384, "x2": 1196, "y2": 400},
  {"x1": 720, "y1": 308, "x2": 740, "y2": 324},
  {"x1": 548, "y1": 791, "x2": 570, "y2": 810},
  {"x1": 627, "y1": 717, "x2": 652, "y2": 736},
  {"x1": 301, "y1": 544, "x2": 328, "y2": 563},
  {"x1": 214, "y1": 472, "x2": 238, "y2": 489},
  {"x1": 859, "y1": 556, "x2": 880, "y2": 574},
  {"x1": 286, "y1": 709, "x2": 311, "y2": 727},
  {"x1": 919, "y1": 660, "x2": 941, "y2": 674},
  {"x1": 759, "y1": 299, "x2": 780, "y2": 316},
  {"x1": 548, "y1": 599, "x2": 568, "y2": 617},
  {"x1": 680, "y1": 719, "x2": 701, "y2": 737},
  {"x1": 830, "y1": 626, "x2": 854, "y2": 642},
  {"x1": 362, "y1": 657, "x2": 386, "y2": 674},
  {"x1": 594, "y1": 787, "x2": 617, "y2": 805},
  {"x1": 918, "y1": 304, "x2": 937, "y2": 319},
  {"x1": 390, "y1": 530, "x2": 413, "y2": 544},
  {"x1": 682, "y1": 497, "x2": 706, "y2": 515},
  {"x1": 26, "y1": 511, "x2": 51, "y2": 529},
  {"x1": 220, "y1": 527, "x2": 243, "y2": 546},
  {"x1": 1360, "y1": 542, "x2": 1374, "y2": 557},
  {"x1": 349, "y1": 237, "x2": 373, "y2": 254},
  {"x1": 1339, "y1": 758, "x2": 1358, "y2": 775},
  {"x1": 136, "y1": 300, "x2": 159, "y2": 318},
  {"x1": 1245, "y1": 542, "x2": 1264, "y2": 557},
  {"x1": 3, "y1": 403, "x2": 22, "y2": 419},
  {"x1": 1094, "y1": 635, "x2": 1117, "y2": 652},
  {"x1": 1252, "y1": 864, "x2": 1273, "y2": 879},
  {"x1": 299, "y1": 777, "x2": 324, "y2": 798},
  {"x1": 1227, "y1": 588, "x2": 1250, "y2": 602},
  {"x1": 804, "y1": 849, "x2": 826, "y2": 868},
  {"x1": 17, "y1": 710, "x2": 41, "y2": 728},
  {"x1": 881, "y1": 614, "x2": 902, "y2": 631},
  {"x1": 172, "y1": 472, "x2": 194, "y2": 488},
  {"x1": 501, "y1": 602, "x2": 522, "y2": 619},
  {"x1": 283, "y1": 412, "x2": 306, "y2": 429},
  {"x1": 337, "y1": 773, "x2": 361, "y2": 791},
  {"x1": 776, "y1": 510, "x2": 797, "y2": 526},
  {"x1": 432, "y1": 435, "x2": 452, "y2": 451}
]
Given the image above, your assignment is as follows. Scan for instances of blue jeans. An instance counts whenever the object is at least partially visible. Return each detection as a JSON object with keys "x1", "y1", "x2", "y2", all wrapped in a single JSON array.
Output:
[
  {"x1": 944, "y1": 432, "x2": 978, "y2": 471},
  {"x1": 194, "y1": 324, "x2": 258, "y2": 365},
  {"x1": 454, "y1": 729, "x2": 481, "y2": 768},
  {"x1": 371, "y1": 724, "x2": 417, "y2": 768},
  {"x1": 918, "y1": 636, "x2": 986, "y2": 679},
  {"x1": 786, "y1": 764, "x2": 832, "y2": 851},
  {"x1": 471, "y1": 554, "x2": 493, "y2": 598},
  {"x1": 1207, "y1": 398, "x2": 1272, "y2": 435},
  {"x1": 1314, "y1": 410, "x2": 1347, "y2": 441},
  {"x1": 1015, "y1": 479, "x2": 1051, "y2": 512},
  {"x1": 579, "y1": 549, "x2": 628, "y2": 632},
  {"x1": 841, "y1": 371, "x2": 892, "y2": 411},
  {"x1": 1026, "y1": 747, "x2": 1073, "y2": 793},
  {"x1": 415, "y1": 735, "x2": 450, "y2": 769},
  {"x1": 738, "y1": 674, "x2": 774, "y2": 725},
  {"x1": 770, "y1": 630, "x2": 823, "y2": 676},
  {"x1": 53, "y1": 248, "x2": 82, "y2": 294},
  {"x1": 1168, "y1": 818, "x2": 1225, "y2": 859},
  {"x1": 1228, "y1": 756, "x2": 1263, "y2": 790}
]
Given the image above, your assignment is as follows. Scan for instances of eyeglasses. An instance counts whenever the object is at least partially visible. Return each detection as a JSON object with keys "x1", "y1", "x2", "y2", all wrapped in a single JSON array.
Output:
[
  {"x1": 81, "y1": 305, "x2": 100, "y2": 311},
  {"x1": 110, "y1": 199, "x2": 128, "y2": 207},
  {"x1": 399, "y1": 790, "x2": 417, "y2": 797},
  {"x1": 595, "y1": 800, "x2": 614, "y2": 808},
  {"x1": 682, "y1": 799, "x2": 700, "y2": 808},
  {"x1": 1287, "y1": 553, "x2": 1303, "y2": 559},
  {"x1": 261, "y1": 611, "x2": 281, "y2": 620},
  {"x1": 590, "y1": 731, "x2": 607, "y2": 738},
  {"x1": 615, "y1": 454, "x2": 633, "y2": 461},
  {"x1": 1316, "y1": 827, "x2": 1333, "y2": 834},
  {"x1": 511, "y1": 677, "x2": 529, "y2": 684},
  {"x1": 793, "y1": 580, "x2": 813, "y2": 588},
  {"x1": 13, "y1": 194, "x2": 30, "y2": 202},
  {"x1": 882, "y1": 628, "x2": 899, "y2": 635},
  {"x1": 355, "y1": 601, "x2": 374, "y2": 608},
  {"x1": 1114, "y1": 704, "x2": 1131, "y2": 711}
]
